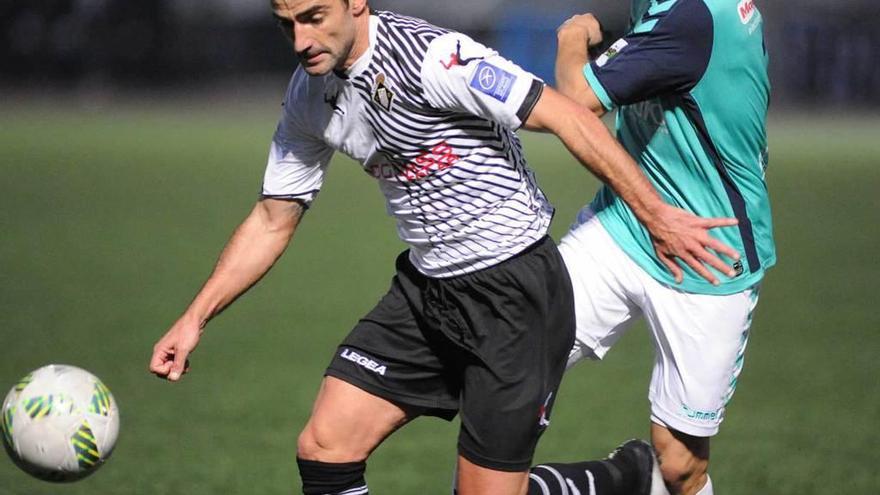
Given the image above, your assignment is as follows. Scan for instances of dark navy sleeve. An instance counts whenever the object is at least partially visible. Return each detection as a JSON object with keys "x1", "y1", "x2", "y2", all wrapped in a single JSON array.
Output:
[{"x1": 584, "y1": 0, "x2": 714, "y2": 110}]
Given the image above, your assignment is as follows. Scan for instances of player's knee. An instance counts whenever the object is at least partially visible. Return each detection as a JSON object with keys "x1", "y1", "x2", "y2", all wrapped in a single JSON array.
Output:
[
  {"x1": 297, "y1": 423, "x2": 364, "y2": 462},
  {"x1": 655, "y1": 443, "x2": 708, "y2": 494},
  {"x1": 652, "y1": 430, "x2": 709, "y2": 494}
]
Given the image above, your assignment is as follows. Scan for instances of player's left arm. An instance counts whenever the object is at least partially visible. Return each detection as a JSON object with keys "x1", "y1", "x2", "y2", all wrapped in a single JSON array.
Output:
[
  {"x1": 420, "y1": 31, "x2": 737, "y2": 283},
  {"x1": 523, "y1": 88, "x2": 738, "y2": 284}
]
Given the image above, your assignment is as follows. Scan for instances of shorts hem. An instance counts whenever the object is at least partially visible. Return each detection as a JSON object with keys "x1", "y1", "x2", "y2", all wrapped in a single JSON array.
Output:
[
  {"x1": 573, "y1": 336, "x2": 609, "y2": 361},
  {"x1": 650, "y1": 410, "x2": 719, "y2": 438},
  {"x1": 458, "y1": 445, "x2": 532, "y2": 473},
  {"x1": 324, "y1": 368, "x2": 458, "y2": 421}
]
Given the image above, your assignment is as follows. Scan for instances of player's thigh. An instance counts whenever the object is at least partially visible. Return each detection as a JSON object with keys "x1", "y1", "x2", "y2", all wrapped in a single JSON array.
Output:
[
  {"x1": 324, "y1": 253, "x2": 462, "y2": 418},
  {"x1": 298, "y1": 376, "x2": 411, "y2": 462},
  {"x1": 643, "y1": 283, "x2": 762, "y2": 436},
  {"x1": 453, "y1": 237, "x2": 575, "y2": 472},
  {"x1": 456, "y1": 455, "x2": 529, "y2": 495},
  {"x1": 558, "y1": 207, "x2": 643, "y2": 366}
]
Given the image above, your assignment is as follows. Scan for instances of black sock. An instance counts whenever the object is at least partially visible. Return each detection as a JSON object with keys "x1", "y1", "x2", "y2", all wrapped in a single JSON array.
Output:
[
  {"x1": 528, "y1": 457, "x2": 638, "y2": 495},
  {"x1": 297, "y1": 457, "x2": 368, "y2": 495}
]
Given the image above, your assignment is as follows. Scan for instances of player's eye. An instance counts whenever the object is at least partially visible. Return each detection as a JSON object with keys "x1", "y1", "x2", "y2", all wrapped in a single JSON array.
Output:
[{"x1": 276, "y1": 18, "x2": 294, "y2": 31}]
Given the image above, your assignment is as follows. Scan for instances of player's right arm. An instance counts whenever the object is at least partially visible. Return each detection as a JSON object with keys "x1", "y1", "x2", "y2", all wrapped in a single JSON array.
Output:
[
  {"x1": 150, "y1": 198, "x2": 304, "y2": 381},
  {"x1": 150, "y1": 71, "x2": 333, "y2": 382}
]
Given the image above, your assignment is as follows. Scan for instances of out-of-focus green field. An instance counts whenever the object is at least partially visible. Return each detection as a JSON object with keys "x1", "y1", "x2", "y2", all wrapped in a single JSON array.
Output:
[{"x1": 0, "y1": 100, "x2": 878, "y2": 494}]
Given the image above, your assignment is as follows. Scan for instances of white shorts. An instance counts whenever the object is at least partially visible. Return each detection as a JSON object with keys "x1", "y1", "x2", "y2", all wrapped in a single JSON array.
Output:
[{"x1": 558, "y1": 208, "x2": 760, "y2": 437}]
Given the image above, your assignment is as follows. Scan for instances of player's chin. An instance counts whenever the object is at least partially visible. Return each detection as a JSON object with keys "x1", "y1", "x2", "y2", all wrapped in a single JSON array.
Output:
[{"x1": 300, "y1": 55, "x2": 335, "y2": 76}]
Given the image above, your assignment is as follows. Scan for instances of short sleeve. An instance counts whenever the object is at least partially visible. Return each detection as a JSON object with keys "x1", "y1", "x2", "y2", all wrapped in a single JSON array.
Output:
[
  {"x1": 584, "y1": 0, "x2": 714, "y2": 111},
  {"x1": 421, "y1": 32, "x2": 544, "y2": 129},
  {"x1": 261, "y1": 74, "x2": 334, "y2": 207}
]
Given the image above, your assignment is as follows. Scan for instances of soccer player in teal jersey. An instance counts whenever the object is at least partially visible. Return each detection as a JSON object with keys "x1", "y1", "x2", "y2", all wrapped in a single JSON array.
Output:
[{"x1": 525, "y1": 1, "x2": 773, "y2": 494}]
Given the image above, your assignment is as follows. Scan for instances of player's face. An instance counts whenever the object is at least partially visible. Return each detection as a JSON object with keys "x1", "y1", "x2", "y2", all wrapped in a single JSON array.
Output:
[{"x1": 273, "y1": 0, "x2": 359, "y2": 76}]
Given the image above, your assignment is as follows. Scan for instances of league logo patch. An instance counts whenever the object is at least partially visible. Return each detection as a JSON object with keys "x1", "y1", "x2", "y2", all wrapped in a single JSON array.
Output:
[
  {"x1": 469, "y1": 61, "x2": 516, "y2": 103},
  {"x1": 373, "y1": 73, "x2": 394, "y2": 111},
  {"x1": 596, "y1": 39, "x2": 628, "y2": 68}
]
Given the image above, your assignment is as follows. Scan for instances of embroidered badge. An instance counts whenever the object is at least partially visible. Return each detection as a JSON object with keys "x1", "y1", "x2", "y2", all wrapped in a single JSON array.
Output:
[
  {"x1": 468, "y1": 61, "x2": 516, "y2": 103},
  {"x1": 373, "y1": 73, "x2": 394, "y2": 111}
]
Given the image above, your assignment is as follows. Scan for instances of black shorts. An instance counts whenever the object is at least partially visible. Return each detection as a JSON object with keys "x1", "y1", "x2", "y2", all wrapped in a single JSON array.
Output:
[{"x1": 326, "y1": 236, "x2": 575, "y2": 471}]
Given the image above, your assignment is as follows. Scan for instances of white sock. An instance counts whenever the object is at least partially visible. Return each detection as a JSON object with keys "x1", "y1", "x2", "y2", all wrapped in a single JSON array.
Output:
[{"x1": 696, "y1": 475, "x2": 713, "y2": 495}]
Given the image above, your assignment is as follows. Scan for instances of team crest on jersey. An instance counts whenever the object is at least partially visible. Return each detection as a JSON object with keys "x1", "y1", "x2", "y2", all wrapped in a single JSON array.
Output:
[
  {"x1": 596, "y1": 39, "x2": 628, "y2": 68},
  {"x1": 373, "y1": 73, "x2": 395, "y2": 111}
]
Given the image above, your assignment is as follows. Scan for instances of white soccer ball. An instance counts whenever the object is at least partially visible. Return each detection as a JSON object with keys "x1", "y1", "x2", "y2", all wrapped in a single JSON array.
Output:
[{"x1": 1, "y1": 364, "x2": 120, "y2": 482}]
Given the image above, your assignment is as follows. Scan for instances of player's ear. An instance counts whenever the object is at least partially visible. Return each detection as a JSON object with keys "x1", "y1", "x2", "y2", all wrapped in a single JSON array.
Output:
[{"x1": 349, "y1": 0, "x2": 368, "y2": 16}]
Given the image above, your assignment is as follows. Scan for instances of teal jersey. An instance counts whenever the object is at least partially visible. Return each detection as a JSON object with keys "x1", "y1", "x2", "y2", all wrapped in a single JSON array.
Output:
[{"x1": 583, "y1": 0, "x2": 774, "y2": 294}]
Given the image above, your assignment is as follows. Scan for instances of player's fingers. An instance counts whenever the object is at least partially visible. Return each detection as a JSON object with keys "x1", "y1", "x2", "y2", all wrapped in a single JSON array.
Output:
[
  {"x1": 680, "y1": 252, "x2": 720, "y2": 286},
  {"x1": 168, "y1": 349, "x2": 191, "y2": 382},
  {"x1": 694, "y1": 247, "x2": 736, "y2": 278},
  {"x1": 149, "y1": 347, "x2": 172, "y2": 375},
  {"x1": 698, "y1": 216, "x2": 738, "y2": 228},
  {"x1": 657, "y1": 251, "x2": 684, "y2": 284},
  {"x1": 704, "y1": 236, "x2": 741, "y2": 262}
]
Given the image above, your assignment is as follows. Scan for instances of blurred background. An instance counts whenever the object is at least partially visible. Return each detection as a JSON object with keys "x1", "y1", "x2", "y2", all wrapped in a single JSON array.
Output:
[
  {"x1": 1, "y1": 1, "x2": 879, "y2": 494},
  {"x1": 2, "y1": 0, "x2": 879, "y2": 107}
]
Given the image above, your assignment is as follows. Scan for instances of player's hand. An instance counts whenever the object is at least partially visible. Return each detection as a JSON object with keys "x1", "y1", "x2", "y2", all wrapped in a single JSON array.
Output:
[
  {"x1": 149, "y1": 316, "x2": 203, "y2": 382},
  {"x1": 648, "y1": 204, "x2": 741, "y2": 286},
  {"x1": 558, "y1": 13, "x2": 604, "y2": 48}
]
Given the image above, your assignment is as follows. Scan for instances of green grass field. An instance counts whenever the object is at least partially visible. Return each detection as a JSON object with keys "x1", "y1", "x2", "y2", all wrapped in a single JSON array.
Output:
[{"x1": 1, "y1": 99, "x2": 878, "y2": 494}]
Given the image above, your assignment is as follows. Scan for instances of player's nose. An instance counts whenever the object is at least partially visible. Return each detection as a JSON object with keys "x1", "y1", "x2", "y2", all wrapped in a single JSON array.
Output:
[{"x1": 293, "y1": 25, "x2": 315, "y2": 57}]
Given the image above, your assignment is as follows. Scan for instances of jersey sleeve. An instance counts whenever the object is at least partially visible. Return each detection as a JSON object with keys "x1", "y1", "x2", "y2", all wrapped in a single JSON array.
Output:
[
  {"x1": 261, "y1": 73, "x2": 334, "y2": 207},
  {"x1": 420, "y1": 32, "x2": 544, "y2": 129},
  {"x1": 583, "y1": 0, "x2": 714, "y2": 111}
]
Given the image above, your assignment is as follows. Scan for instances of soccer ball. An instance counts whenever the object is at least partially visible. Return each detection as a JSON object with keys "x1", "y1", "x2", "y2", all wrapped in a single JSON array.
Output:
[{"x1": 1, "y1": 364, "x2": 120, "y2": 482}]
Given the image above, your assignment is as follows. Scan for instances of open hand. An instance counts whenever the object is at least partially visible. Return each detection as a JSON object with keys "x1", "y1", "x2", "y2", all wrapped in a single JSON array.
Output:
[{"x1": 649, "y1": 204, "x2": 741, "y2": 286}]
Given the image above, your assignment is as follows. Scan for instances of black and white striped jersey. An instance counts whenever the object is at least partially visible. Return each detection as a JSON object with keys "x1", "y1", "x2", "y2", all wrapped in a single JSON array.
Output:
[{"x1": 262, "y1": 11, "x2": 553, "y2": 278}]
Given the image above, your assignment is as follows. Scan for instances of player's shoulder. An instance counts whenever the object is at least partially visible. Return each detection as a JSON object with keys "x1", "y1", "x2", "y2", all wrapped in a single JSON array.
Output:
[
  {"x1": 277, "y1": 67, "x2": 335, "y2": 130},
  {"x1": 284, "y1": 67, "x2": 326, "y2": 102},
  {"x1": 631, "y1": 0, "x2": 713, "y2": 41},
  {"x1": 375, "y1": 10, "x2": 449, "y2": 40},
  {"x1": 280, "y1": 67, "x2": 334, "y2": 113},
  {"x1": 420, "y1": 30, "x2": 500, "y2": 80}
]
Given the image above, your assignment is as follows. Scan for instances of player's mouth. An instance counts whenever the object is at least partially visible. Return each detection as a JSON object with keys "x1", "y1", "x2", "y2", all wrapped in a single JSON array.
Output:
[{"x1": 300, "y1": 52, "x2": 328, "y2": 66}]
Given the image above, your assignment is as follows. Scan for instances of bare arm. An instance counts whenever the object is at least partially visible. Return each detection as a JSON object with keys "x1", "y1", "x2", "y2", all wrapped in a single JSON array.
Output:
[
  {"x1": 523, "y1": 87, "x2": 739, "y2": 284},
  {"x1": 149, "y1": 197, "x2": 305, "y2": 381},
  {"x1": 555, "y1": 14, "x2": 607, "y2": 116}
]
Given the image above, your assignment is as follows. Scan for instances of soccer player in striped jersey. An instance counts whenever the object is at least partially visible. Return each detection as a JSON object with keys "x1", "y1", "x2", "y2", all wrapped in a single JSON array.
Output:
[
  {"x1": 149, "y1": 1, "x2": 741, "y2": 494},
  {"x1": 533, "y1": 1, "x2": 774, "y2": 494}
]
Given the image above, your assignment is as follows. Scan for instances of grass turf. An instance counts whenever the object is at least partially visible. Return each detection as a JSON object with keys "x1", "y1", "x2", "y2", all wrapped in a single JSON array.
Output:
[{"x1": 0, "y1": 102, "x2": 878, "y2": 494}]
